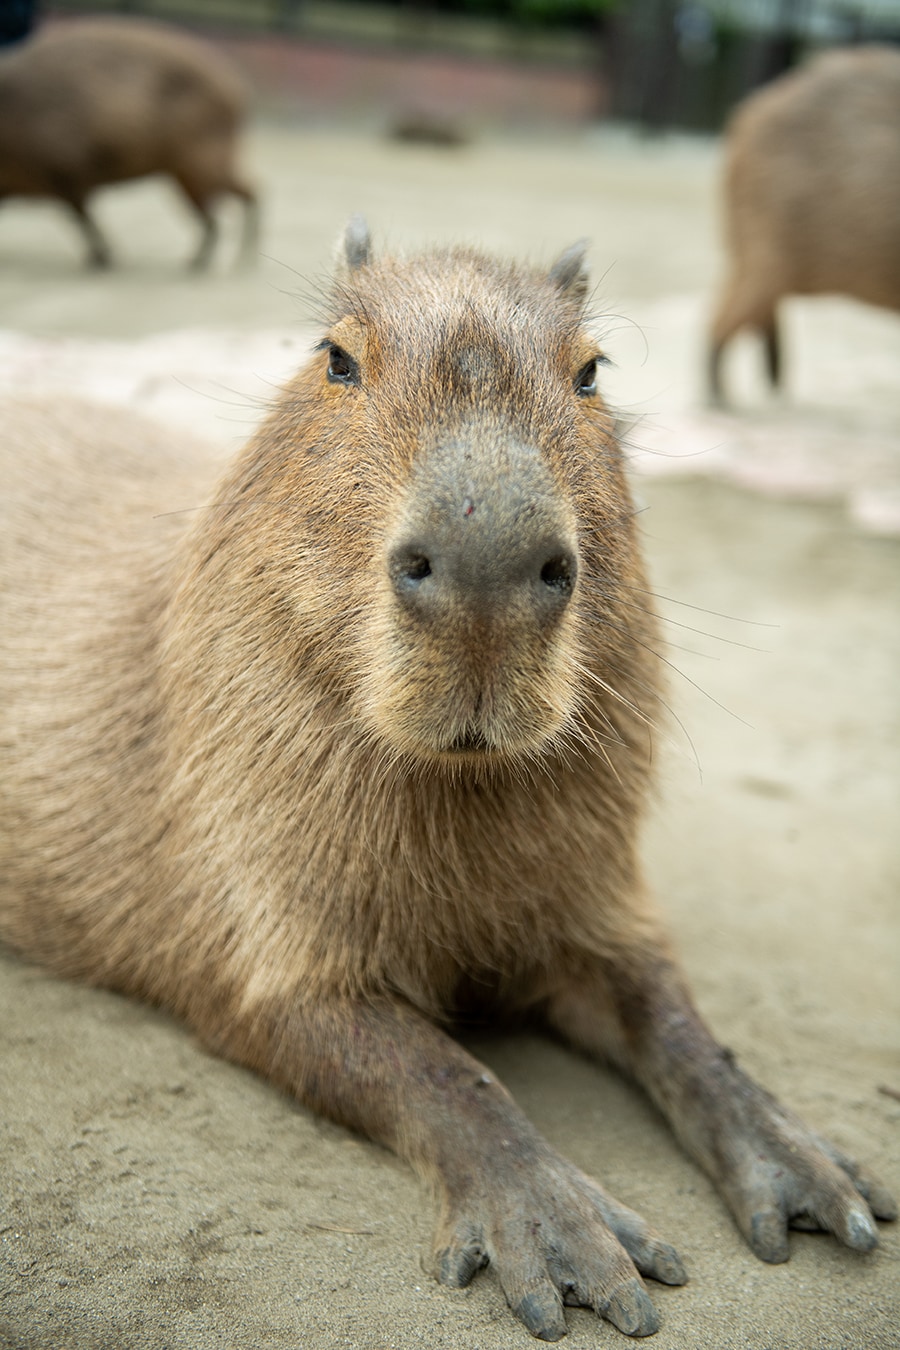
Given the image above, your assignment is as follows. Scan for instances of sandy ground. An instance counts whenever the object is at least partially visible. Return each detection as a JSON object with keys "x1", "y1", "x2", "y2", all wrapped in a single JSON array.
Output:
[{"x1": 0, "y1": 122, "x2": 898, "y2": 1350}]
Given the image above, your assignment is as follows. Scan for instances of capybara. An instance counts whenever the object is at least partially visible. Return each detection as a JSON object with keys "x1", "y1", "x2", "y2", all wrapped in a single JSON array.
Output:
[
  {"x1": 0, "y1": 223, "x2": 894, "y2": 1341},
  {"x1": 0, "y1": 16, "x2": 258, "y2": 268},
  {"x1": 709, "y1": 44, "x2": 900, "y2": 402}
]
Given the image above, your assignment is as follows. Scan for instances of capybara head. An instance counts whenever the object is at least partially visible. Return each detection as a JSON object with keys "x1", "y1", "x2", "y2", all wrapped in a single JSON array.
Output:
[{"x1": 203, "y1": 220, "x2": 647, "y2": 779}]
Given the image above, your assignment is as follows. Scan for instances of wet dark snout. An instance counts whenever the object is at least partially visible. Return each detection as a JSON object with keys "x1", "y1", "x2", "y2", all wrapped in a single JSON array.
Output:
[{"x1": 388, "y1": 439, "x2": 577, "y2": 628}]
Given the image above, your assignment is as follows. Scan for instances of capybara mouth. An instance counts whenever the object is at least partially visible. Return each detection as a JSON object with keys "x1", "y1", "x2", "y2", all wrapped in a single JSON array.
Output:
[{"x1": 445, "y1": 729, "x2": 490, "y2": 754}]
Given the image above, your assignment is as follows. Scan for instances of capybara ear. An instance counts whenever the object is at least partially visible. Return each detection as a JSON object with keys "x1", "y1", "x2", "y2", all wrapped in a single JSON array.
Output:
[
  {"x1": 340, "y1": 214, "x2": 372, "y2": 271},
  {"x1": 548, "y1": 239, "x2": 590, "y2": 304}
]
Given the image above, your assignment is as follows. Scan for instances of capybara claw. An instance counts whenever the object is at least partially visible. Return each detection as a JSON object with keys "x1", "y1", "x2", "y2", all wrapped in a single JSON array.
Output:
[
  {"x1": 843, "y1": 1208, "x2": 879, "y2": 1253},
  {"x1": 513, "y1": 1290, "x2": 567, "y2": 1342},
  {"x1": 864, "y1": 1180, "x2": 897, "y2": 1224},
  {"x1": 644, "y1": 1242, "x2": 687, "y2": 1287},
  {"x1": 603, "y1": 1278, "x2": 660, "y2": 1337},
  {"x1": 436, "y1": 1239, "x2": 487, "y2": 1288},
  {"x1": 750, "y1": 1211, "x2": 790, "y2": 1264}
]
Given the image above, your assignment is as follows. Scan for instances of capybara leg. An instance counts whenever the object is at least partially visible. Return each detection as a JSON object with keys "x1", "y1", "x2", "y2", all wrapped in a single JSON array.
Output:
[
  {"x1": 707, "y1": 282, "x2": 745, "y2": 405},
  {"x1": 225, "y1": 996, "x2": 686, "y2": 1340},
  {"x1": 548, "y1": 955, "x2": 896, "y2": 1262},
  {"x1": 708, "y1": 279, "x2": 779, "y2": 405},
  {"x1": 65, "y1": 198, "x2": 111, "y2": 269},
  {"x1": 187, "y1": 203, "x2": 217, "y2": 271},
  {"x1": 173, "y1": 176, "x2": 218, "y2": 270},
  {"x1": 707, "y1": 337, "x2": 727, "y2": 406},
  {"x1": 762, "y1": 315, "x2": 782, "y2": 388}
]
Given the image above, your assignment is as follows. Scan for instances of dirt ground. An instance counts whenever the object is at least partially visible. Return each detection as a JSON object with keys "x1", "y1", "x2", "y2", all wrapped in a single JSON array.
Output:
[{"x1": 0, "y1": 121, "x2": 898, "y2": 1350}]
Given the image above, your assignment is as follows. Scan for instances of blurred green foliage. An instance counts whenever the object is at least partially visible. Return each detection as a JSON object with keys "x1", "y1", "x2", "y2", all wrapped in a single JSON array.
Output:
[
  {"x1": 358, "y1": 0, "x2": 621, "y2": 25},
  {"x1": 455, "y1": 0, "x2": 618, "y2": 18}
]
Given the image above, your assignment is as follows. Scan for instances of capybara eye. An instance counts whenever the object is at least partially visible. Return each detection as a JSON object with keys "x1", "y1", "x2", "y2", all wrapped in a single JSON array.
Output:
[
  {"x1": 327, "y1": 345, "x2": 359, "y2": 386},
  {"x1": 574, "y1": 360, "x2": 598, "y2": 398}
]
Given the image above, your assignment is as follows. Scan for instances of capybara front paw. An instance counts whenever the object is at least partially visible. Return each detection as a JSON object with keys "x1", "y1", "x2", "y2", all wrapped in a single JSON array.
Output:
[
  {"x1": 737, "y1": 1141, "x2": 895, "y2": 1263},
  {"x1": 430, "y1": 1161, "x2": 686, "y2": 1339},
  {"x1": 705, "y1": 1081, "x2": 896, "y2": 1262}
]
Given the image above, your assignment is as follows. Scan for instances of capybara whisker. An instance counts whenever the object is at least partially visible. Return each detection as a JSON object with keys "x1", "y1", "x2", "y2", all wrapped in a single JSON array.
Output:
[
  {"x1": 628, "y1": 584, "x2": 780, "y2": 629},
  {"x1": 1, "y1": 222, "x2": 892, "y2": 1343},
  {"x1": 567, "y1": 657, "x2": 658, "y2": 734},
  {"x1": 610, "y1": 589, "x2": 769, "y2": 653}
]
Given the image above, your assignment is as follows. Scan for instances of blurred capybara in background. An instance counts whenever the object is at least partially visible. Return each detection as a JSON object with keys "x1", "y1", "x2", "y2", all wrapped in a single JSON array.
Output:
[
  {"x1": 0, "y1": 17, "x2": 258, "y2": 268},
  {"x1": 0, "y1": 223, "x2": 894, "y2": 1341},
  {"x1": 709, "y1": 45, "x2": 900, "y2": 402}
]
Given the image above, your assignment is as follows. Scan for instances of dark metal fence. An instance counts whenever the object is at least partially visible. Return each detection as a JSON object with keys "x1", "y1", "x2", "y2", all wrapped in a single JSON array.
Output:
[{"x1": 607, "y1": 0, "x2": 900, "y2": 130}]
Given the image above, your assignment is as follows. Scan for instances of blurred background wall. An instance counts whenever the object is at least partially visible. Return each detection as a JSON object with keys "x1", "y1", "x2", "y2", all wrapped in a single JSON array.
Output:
[{"x1": 18, "y1": 0, "x2": 900, "y2": 134}]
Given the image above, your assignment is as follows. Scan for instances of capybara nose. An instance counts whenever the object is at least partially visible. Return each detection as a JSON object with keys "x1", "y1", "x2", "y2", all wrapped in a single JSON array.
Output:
[{"x1": 388, "y1": 525, "x2": 577, "y2": 623}]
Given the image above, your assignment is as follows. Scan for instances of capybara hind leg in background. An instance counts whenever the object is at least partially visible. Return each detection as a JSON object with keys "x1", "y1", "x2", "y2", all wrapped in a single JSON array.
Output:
[
  {"x1": 0, "y1": 223, "x2": 894, "y2": 1341},
  {"x1": 173, "y1": 152, "x2": 259, "y2": 271},
  {"x1": 709, "y1": 44, "x2": 900, "y2": 403}
]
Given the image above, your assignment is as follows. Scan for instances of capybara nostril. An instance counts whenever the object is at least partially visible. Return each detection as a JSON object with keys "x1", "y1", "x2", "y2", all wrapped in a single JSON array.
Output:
[
  {"x1": 540, "y1": 551, "x2": 576, "y2": 598},
  {"x1": 390, "y1": 547, "x2": 433, "y2": 595}
]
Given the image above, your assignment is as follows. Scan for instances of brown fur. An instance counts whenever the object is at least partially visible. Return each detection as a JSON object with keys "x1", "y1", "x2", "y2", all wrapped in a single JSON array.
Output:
[
  {"x1": 709, "y1": 45, "x2": 900, "y2": 401},
  {"x1": 0, "y1": 16, "x2": 258, "y2": 268},
  {"x1": 0, "y1": 228, "x2": 893, "y2": 1340}
]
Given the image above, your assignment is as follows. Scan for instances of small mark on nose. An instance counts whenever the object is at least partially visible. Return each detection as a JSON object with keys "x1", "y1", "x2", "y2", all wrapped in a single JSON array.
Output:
[{"x1": 462, "y1": 497, "x2": 475, "y2": 518}]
